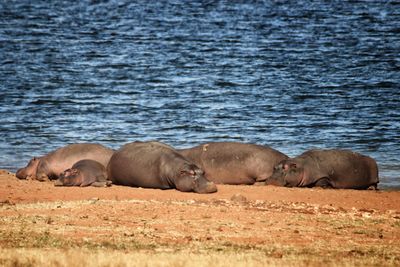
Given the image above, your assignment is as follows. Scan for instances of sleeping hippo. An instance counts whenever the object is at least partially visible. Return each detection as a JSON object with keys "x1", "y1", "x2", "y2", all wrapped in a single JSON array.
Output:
[
  {"x1": 107, "y1": 141, "x2": 217, "y2": 194},
  {"x1": 54, "y1": 159, "x2": 111, "y2": 187},
  {"x1": 178, "y1": 142, "x2": 288, "y2": 185},
  {"x1": 266, "y1": 149, "x2": 379, "y2": 189},
  {"x1": 16, "y1": 143, "x2": 114, "y2": 181}
]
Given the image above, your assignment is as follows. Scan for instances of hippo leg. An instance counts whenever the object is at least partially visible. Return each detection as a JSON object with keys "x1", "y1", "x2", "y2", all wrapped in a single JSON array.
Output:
[
  {"x1": 79, "y1": 176, "x2": 95, "y2": 187},
  {"x1": 367, "y1": 184, "x2": 378, "y2": 190},
  {"x1": 35, "y1": 172, "x2": 50, "y2": 182},
  {"x1": 314, "y1": 178, "x2": 333, "y2": 189},
  {"x1": 255, "y1": 174, "x2": 268, "y2": 183},
  {"x1": 90, "y1": 181, "x2": 112, "y2": 187}
]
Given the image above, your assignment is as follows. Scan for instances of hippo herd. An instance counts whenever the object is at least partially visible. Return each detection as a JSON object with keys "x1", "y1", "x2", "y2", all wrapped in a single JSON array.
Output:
[{"x1": 16, "y1": 141, "x2": 379, "y2": 193}]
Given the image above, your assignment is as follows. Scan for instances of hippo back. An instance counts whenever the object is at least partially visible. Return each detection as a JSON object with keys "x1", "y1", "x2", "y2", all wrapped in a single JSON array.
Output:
[
  {"x1": 41, "y1": 143, "x2": 114, "y2": 179},
  {"x1": 300, "y1": 149, "x2": 379, "y2": 189},
  {"x1": 107, "y1": 141, "x2": 186, "y2": 188},
  {"x1": 178, "y1": 142, "x2": 288, "y2": 184}
]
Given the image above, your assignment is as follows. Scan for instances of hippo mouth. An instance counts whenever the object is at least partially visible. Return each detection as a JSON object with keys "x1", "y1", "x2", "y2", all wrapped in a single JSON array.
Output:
[
  {"x1": 15, "y1": 170, "x2": 28, "y2": 180},
  {"x1": 194, "y1": 181, "x2": 217, "y2": 194},
  {"x1": 193, "y1": 175, "x2": 217, "y2": 194}
]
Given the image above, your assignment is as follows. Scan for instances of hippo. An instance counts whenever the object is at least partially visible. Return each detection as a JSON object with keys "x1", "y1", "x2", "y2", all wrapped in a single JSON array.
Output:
[
  {"x1": 178, "y1": 142, "x2": 288, "y2": 185},
  {"x1": 16, "y1": 143, "x2": 114, "y2": 181},
  {"x1": 107, "y1": 141, "x2": 217, "y2": 194},
  {"x1": 54, "y1": 159, "x2": 111, "y2": 187},
  {"x1": 266, "y1": 149, "x2": 379, "y2": 189}
]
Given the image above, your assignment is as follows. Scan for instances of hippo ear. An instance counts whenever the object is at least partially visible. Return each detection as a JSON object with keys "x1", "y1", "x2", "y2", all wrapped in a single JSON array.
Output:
[
  {"x1": 71, "y1": 169, "x2": 79, "y2": 176},
  {"x1": 61, "y1": 169, "x2": 72, "y2": 177},
  {"x1": 283, "y1": 163, "x2": 290, "y2": 171},
  {"x1": 274, "y1": 163, "x2": 282, "y2": 171},
  {"x1": 283, "y1": 163, "x2": 297, "y2": 171}
]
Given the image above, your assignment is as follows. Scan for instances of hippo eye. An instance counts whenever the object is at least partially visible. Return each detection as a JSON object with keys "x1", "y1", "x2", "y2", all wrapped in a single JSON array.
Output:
[
  {"x1": 180, "y1": 170, "x2": 191, "y2": 176},
  {"x1": 181, "y1": 169, "x2": 197, "y2": 177}
]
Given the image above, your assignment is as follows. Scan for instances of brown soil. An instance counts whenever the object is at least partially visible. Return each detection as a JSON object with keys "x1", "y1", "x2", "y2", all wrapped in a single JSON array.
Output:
[
  {"x1": 1, "y1": 169, "x2": 400, "y2": 266},
  {"x1": 1, "y1": 169, "x2": 399, "y2": 211}
]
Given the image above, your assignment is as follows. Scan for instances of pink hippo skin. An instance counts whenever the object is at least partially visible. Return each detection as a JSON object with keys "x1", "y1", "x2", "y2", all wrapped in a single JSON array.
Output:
[
  {"x1": 178, "y1": 142, "x2": 288, "y2": 185},
  {"x1": 16, "y1": 143, "x2": 114, "y2": 181}
]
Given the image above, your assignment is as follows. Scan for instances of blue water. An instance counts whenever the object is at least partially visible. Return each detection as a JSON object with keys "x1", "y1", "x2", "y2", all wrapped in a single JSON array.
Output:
[{"x1": 0, "y1": 0, "x2": 399, "y2": 188}]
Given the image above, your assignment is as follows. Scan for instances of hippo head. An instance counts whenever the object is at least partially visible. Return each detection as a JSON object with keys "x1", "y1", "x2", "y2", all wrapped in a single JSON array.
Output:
[
  {"x1": 54, "y1": 168, "x2": 83, "y2": 186},
  {"x1": 16, "y1": 157, "x2": 41, "y2": 180},
  {"x1": 176, "y1": 164, "x2": 217, "y2": 194},
  {"x1": 266, "y1": 160, "x2": 304, "y2": 187}
]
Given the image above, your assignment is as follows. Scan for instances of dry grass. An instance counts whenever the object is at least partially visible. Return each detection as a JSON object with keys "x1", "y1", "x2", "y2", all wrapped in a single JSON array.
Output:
[
  {"x1": 0, "y1": 246, "x2": 399, "y2": 267},
  {"x1": 0, "y1": 248, "x2": 306, "y2": 267},
  {"x1": 1, "y1": 199, "x2": 399, "y2": 266}
]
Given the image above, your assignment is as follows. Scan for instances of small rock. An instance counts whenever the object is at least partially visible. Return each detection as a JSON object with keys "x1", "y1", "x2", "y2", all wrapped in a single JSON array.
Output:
[
  {"x1": 45, "y1": 217, "x2": 54, "y2": 224},
  {"x1": 89, "y1": 197, "x2": 99, "y2": 204},
  {"x1": 231, "y1": 193, "x2": 247, "y2": 203},
  {"x1": 184, "y1": 235, "x2": 193, "y2": 241}
]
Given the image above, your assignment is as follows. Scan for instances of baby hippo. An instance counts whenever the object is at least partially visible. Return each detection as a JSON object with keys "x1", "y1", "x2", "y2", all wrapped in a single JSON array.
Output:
[
  {"x1": 266, "y1": 149, "x2": 379, "y2": 189},
  {"x1": 54, "y1": 159, "x2": 111, "y2": 187}
]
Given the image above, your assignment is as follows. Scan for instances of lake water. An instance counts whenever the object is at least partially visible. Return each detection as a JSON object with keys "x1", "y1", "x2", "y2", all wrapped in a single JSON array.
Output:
[{"x1": 0, "y1": 0, "x2": 399, "y2": 188}]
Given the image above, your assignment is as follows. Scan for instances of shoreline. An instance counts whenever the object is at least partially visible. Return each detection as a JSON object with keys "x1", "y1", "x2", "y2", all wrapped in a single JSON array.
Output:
[{"x1": 1, "y1": 169, "x2": 399, "y2": 211}]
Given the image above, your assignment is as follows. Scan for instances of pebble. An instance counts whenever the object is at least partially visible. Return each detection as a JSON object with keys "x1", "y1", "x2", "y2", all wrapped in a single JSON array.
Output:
[{"x1": 230, "y1": 194, "x2": 248, "y2": 203}]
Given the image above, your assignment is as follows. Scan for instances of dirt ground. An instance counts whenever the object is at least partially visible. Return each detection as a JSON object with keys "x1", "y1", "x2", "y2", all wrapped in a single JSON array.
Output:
[{"x1": 1, "y1": 169, "x2": 400, "y2": 266}]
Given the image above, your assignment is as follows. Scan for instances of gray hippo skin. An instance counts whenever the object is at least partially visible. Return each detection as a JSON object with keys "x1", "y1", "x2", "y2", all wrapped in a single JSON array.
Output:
[
  {"x1": 107, "y1": 141, "x2": 217, "y2": 194},
  {"x1": 16, "y1": 143, "x2": 114, "y2": 181},
  {"x1": 54, "y1": 159, "x2": 111, "y2": 187},
  {"x1": 266, "y1": 149, "x2": 379, "y2": 189},
  {"x1": 178, "y1": 142, "x2": 288, "y2": 185}
]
